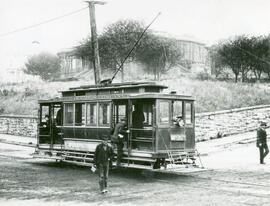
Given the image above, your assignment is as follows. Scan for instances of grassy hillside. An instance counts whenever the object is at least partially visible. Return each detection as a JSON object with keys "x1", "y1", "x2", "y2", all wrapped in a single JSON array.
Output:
[
  {"x1": 1, "y1": 76, "x2": 270, "y2": 116},
  {"x1": 163, "y1": 78, "x2": 270, "y2": 112},
  {"x1": 0, "y1": 80, "x2": 84, "y2": 116}
]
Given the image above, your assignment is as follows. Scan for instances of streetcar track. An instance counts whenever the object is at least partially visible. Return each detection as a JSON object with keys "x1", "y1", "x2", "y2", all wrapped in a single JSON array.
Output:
[
  {"x1": 103, "y1": 179, "x2": 270, "y2": 204},
  {"x1": 152, "y1": 178, "x2": 270, "y2": 199},
  {"x1": 190, "y1": 175, "x2": 270, "y2": 188},
  {"x1": 1, "y1": 138, "x2": 270, "y2": 204},
  {"x1": 97, "y1": 172, "x2": 270, "y2": 203}
]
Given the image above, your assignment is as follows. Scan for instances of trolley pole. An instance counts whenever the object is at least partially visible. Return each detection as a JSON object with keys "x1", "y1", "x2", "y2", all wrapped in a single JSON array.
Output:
[{"x1": 85, "y1": 1, "x2": 106, "y2": 84}]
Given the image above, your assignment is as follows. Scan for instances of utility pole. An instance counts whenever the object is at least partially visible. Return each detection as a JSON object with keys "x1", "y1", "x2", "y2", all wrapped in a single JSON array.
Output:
[{"x1": 85, "y1": 1, "x2": 106, "y2": 84}]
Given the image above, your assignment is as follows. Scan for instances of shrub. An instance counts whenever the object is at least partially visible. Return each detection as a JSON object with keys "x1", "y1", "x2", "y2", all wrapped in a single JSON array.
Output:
[
  {"x1": 195, "y1": 72, "x2": 213, "y2": 81},
  {"x1": 24, "y1": 87, "x2": 35, "y2": 97}
]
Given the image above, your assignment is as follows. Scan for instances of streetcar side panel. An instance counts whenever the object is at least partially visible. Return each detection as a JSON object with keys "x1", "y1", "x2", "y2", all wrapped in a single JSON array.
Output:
[{"x1": 155, "y1": 99, "x2": 195, "y2": 152}]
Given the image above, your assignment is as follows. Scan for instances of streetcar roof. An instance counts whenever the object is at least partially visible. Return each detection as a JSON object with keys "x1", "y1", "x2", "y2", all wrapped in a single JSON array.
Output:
[
  {"x1": 38, "y1": 93, "x2": 194, "y2": 103},
  {"x1": 61, "y1": 81, "x2": 167, "y2": 93},
  {"x1": 38, "y1": 82, "x2": 194, "y2": 103}
]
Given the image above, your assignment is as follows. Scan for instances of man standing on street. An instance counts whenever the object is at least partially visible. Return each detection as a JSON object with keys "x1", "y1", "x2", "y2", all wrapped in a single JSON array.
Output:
[
  {"x1": 94, "y1": 136, "x2": 114, "y2": 193},
  {"x1": 256, "y1": 122, "x2": 269, "y2": 164}
]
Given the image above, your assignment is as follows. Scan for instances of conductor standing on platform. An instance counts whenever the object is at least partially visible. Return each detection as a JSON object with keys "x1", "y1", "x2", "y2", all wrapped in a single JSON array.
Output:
[
  {"x1": 256, "y1": 122, "x2": 269, "y2": 164},
  {"x1": 112, "y1": 118, "x2": 127, "y2": 166}
]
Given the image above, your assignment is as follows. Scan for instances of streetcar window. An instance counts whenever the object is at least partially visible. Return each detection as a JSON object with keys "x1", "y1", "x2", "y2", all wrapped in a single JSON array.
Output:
[
  {"x1": 99, "y1": 102, "x2": 110, "y2": 126},
  {"x1": 186, "y1": 102, "x2": 192, "y2": 124},
  {"x1": 64, "y1": 103, "x2": 74, "y2": 126},
  {"x1": 159, "y1": 101, "x2": 170, "y2": 124},
  {"x1": 75, "y1": 103, "x2": 86, "y2": 126},
  {"x1": 86, "y1": 103, "x2": 97, "y2": 126},
  {"x1": 117, "y1": 104, "x2": 126, "y2": 123},
  {"x1": 41, "y1": 106, "x2": 49, "y2": 123},
  {"x1": 132, "y1": 103, "x2": 144, "y2": 128},
  {"x1": 55, "y1": 107, "x2": 62, "y2": 126},
  {"x1": 172, "y1": 101, "x2": 183, "y2": 121},
  {"x1": 142, "y1": 102, "x2": 153, "y2": 126}
]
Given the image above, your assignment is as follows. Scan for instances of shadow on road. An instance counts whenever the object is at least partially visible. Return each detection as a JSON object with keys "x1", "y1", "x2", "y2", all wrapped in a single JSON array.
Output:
[{"x1": 27, "y1": 160, "x2": 192, "y2": 182}]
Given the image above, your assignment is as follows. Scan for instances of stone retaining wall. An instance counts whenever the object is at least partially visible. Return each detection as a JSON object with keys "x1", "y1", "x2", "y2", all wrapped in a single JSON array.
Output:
[
  {"x1": 1, "y1": 104, "x2": 270, "y2": 141},
  {"x1": 195, "y1": 105, "x2": 270, "y2": 141},
  {"x1": 0, "y1": 114, "x2": 37, "y2": 137}
]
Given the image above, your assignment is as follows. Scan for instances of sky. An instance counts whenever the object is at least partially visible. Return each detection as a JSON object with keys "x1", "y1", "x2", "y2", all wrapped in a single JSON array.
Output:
[{"x1": 1, "y1": 0, "x2": 270, "y2": 70}]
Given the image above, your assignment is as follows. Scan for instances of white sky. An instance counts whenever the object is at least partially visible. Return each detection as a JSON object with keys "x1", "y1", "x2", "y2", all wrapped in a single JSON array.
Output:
[{"x1": 1, "y1": 0, "x2": 270, "y2": 70}]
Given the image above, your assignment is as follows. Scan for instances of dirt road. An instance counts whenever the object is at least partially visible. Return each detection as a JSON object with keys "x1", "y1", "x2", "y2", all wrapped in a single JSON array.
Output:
[{"x1": 0, "y1": 135, "x2": 270, "y2": 206}]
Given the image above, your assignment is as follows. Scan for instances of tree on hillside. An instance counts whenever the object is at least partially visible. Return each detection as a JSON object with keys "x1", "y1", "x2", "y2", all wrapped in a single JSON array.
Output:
[
  {"x1": 75, "y1": 19, "x2": 183, "y2": 81},
  {"x1": 218, "y1": 40, "x2": 242, "y2": 82},
  {"x1": 136, "y1": 35, "x2": 183, "y2": 80},
  {"x1": 75, "y1": 19, "x2": 146, "y2": 82},
  {"x1": 217, "y1": 36, "x2": 255, "y2": 82},
  {"x1": 251, "y1": 36, "x2": 269, "y2": 80},
  {"x1": 209, "y1": 44, "x2": 227, "y2": 78},
  {"x1": 233, "y1": 36, "x2": 253, "y2": 82},
  {"x1": 24, "y1": 52, "x2": 61, "y2": 80},
  {"x1": 215, "y1": 35, "x2": 270, "y2": 82}
]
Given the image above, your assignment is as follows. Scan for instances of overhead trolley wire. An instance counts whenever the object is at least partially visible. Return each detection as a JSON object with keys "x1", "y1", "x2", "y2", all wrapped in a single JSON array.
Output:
[
  {"x1": 0, "y1": 6, "x2": 88, "y2": 38},
  {"x1": 235, "y1": 45, "x2": 270, "y2": 65}
]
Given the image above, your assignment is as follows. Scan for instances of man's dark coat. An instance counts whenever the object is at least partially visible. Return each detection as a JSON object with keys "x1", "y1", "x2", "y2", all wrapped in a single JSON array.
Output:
[
  {"x1": 94, "y1": 143, "x2": 114, "y2": 166},
  {"x1": 257, "y1": 128, "x2": 267, "y2": 147}
]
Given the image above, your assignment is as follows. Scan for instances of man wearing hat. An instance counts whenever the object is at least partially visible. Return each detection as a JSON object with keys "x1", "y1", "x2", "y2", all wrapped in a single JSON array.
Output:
[
  {"x1": 112, "y1": 117, "x2": 128, "y2": 166},
  {"x1": 256, "y1": 122, "x2": 269, "y2": 164},
  {"x1": 94, "y1": 135, "x2": 114, "y2": 193}
]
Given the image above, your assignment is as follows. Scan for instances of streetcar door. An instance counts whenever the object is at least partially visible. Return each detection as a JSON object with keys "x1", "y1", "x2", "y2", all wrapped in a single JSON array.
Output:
[
  {"x1": 130, "y1": 99, "x2": 155, "y2": 151},
  {"x1": 170, "y1": 100, "x2": 186, "y2": 149},
  {"x1": 52, "y1": 103, "x2": 63, "y2": 144},
  {"x1": 156, "y1": 99, "x2": 186, "y2": 152},
  {"x1": 183, "y1": 101, "x2": 195, "y2": 150},
  {"x1": 39, "y1": 104, "x2": 52, "y2": 146},
  {"x1": 39, "y1": 103, "x2": 63, "y2": 147},
  {"x1": 112, "y1": 100, "x2": 129, "y2": 149}
]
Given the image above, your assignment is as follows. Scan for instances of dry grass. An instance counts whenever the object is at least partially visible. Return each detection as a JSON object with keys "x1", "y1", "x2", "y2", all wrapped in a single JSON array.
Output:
[
  {"x1": 1, "y1": 73, "x2": 270, "y2": 115},
  {"x1": 0, "y1": 80, "x2": 84, "y2": 115},
  {"x1": 161, "y1": 76, "x2": 270, "y2": 112}
]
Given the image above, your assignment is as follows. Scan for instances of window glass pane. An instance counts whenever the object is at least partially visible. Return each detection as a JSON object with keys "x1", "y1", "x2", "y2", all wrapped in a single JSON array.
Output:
[
  {"x1": 172, "y1": 101, "x2": 184, "y2": 126},
  {"x1": 41, "y1": 106, "x2": 49, "y2": 123},
  {"x1": 186, "y1": 102, "x2": 192, "y2": 124},
  {"x1": 55, "y1": 107, "x2": 63, "y2": 126},
  {"x1": 142, "y1": 103, "x2": 153, "y2": 126},
  {"x1": 75, "y1": 103, "x2": 85, "y2": 126},
  {"x1": 159, "y1": 101, "x2": 169, "y2": 123},
  {"x1": 86, "y1": 103, "x2": 97, "y2": 126},
  {"x1": 118, "y1": 105, "x2": 126, "y2": 123},
  {"x1": 132, "y1": 103, "x2": 145, "y2": 128},
  {"x1": 99, "y1": 102, "x2": 110, "y2": 126},
  {"x1": 64, "y1": 104, "x2": 74, "y2": 126},
  {"x1": 172, "y1": 101, "x2": 183, "y2": 119}
]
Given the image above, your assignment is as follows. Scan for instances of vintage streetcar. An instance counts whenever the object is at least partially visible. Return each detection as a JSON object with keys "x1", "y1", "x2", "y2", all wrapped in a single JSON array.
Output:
[{"x1": 34, "y1": 81, "x2": 202, "y2": 170}]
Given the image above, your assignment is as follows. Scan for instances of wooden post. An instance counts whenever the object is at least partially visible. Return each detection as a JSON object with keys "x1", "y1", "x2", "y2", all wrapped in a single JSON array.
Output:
[{"x1": 86, "y1": 1, "x2": 106, "y2": 84}]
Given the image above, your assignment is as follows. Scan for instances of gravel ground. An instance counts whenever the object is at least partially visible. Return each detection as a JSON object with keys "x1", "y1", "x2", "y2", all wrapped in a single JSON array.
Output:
[{"x1": 0, "y1": 133, "x2": 270, "y2": 206}]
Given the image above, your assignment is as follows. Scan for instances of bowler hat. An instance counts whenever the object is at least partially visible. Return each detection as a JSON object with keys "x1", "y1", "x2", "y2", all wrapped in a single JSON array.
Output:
[
  {"x1": 260, "y1": 121, "x2": 267, "y2": 127},
  {"x1": 101, "y1": 135, "x2": 109, "y2": 141},
  {"x1": 120, "y1": 117, "x2": 127, "y2": 121}
]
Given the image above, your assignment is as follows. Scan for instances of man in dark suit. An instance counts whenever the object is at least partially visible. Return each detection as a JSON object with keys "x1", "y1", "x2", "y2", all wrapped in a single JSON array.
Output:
[
  {"x1": 112, "y1": 118, "x2": 127, "y2": 166},
  {"x1": 132, "y1": 104, "x2": 145, "y2": 129},
  {"x1": 94, "y1": 136, "x2": 114, "y2": 193},
  {"x1": 132, "y1": 104, "x2": 145, "y2": 149},
  {"x1": 256, "y1": 122, "x2": 269, "y2": 164}
]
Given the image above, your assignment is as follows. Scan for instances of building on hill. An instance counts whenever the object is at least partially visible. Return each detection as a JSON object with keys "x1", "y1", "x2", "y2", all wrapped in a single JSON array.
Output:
[
  {"x1": 57, "y1": 36, "x2": 210, "y2": 80},
  {"x1": 57, "y1": 49, "x2": 92, "y2": 79},
  {"x1": 159, "y1": 33, "x2": 210, "y2": 73}
]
